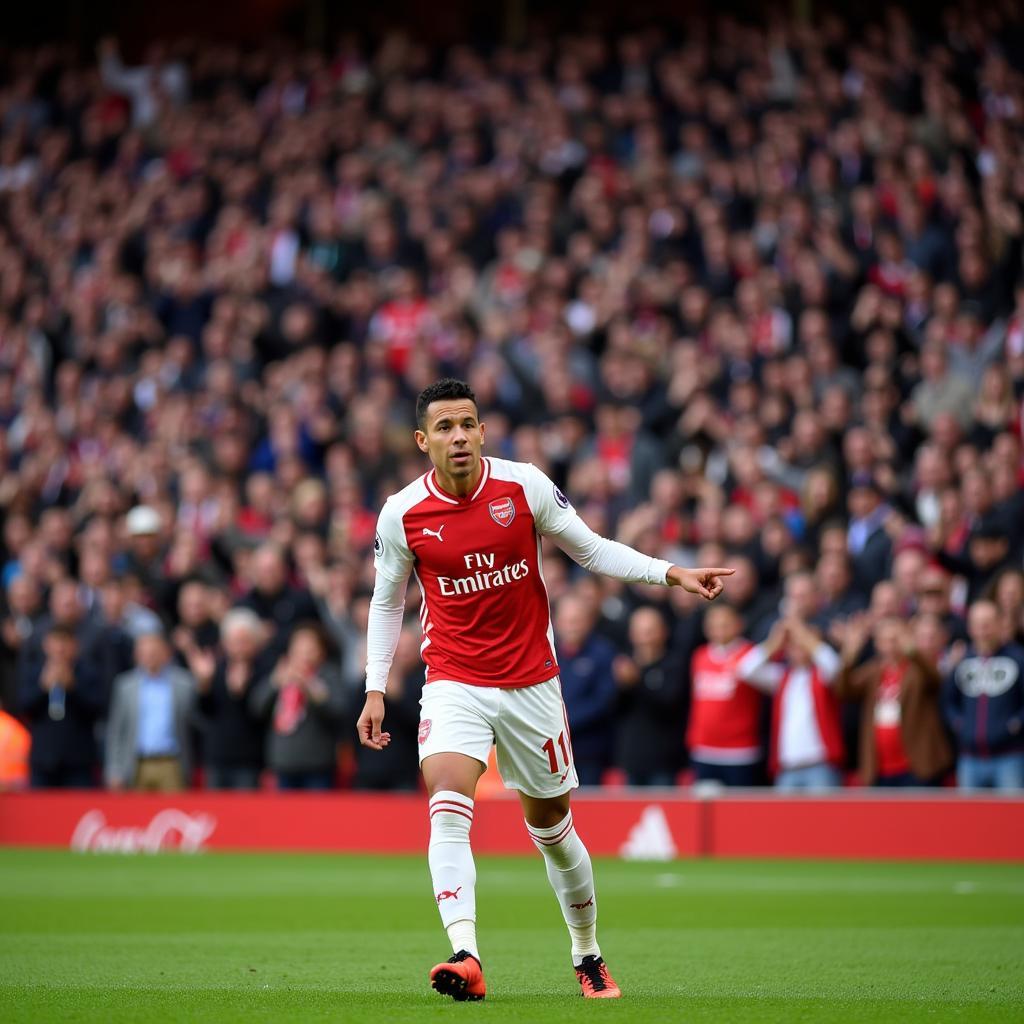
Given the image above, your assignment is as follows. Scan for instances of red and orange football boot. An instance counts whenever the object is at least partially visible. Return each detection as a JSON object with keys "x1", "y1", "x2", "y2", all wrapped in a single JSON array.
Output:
[
  {"x1": 575, "y1": 955, "x2": 622, "y2": 999},
  {"x1": 430, "y1": 950, "x2": 486, "y2": 1002}
]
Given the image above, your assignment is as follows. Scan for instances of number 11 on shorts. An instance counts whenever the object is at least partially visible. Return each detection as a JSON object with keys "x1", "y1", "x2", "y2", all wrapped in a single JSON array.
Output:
[{"x1": 542, "y1": 731, "x2": 571, "y2": 778}]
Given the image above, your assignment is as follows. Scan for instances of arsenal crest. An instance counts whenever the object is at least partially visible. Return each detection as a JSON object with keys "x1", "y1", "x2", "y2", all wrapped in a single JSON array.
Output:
[
  {"x1": 418, "y1": 719, "x2": 432, "y2": 745},
  {"x1": 489, "y1": 496, "x2": 516, "y2": 528}
]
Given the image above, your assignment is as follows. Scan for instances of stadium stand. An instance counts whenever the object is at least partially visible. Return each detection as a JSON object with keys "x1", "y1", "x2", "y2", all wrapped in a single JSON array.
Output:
[{"x1": 0, "y1": 4, "x2": 1022, "y2": 791}]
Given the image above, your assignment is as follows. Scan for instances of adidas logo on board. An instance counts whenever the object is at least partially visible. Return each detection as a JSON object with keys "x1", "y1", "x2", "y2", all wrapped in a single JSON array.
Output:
[{"x1": 619, "y1": 805, "x2": 678, "y2": 861}]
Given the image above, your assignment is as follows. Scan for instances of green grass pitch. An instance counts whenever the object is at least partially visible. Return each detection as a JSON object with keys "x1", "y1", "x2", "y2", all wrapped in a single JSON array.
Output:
[{"x1": 1, "y1": 849, "x2": 1022, "y2": 1022}]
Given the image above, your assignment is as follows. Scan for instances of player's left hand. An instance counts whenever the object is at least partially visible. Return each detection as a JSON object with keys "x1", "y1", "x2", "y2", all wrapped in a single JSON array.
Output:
[
  {"x1": 668, "y1": 566, "x2": 734, "y2": 601},
  {"x1": 357, "y1": 692, "x2": 391, "y2": 751}
]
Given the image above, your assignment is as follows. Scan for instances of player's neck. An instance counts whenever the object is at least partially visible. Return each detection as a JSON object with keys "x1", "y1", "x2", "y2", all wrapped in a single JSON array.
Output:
[{"x1": 432, "y1": 462, "x2": 483, "y2": 498}]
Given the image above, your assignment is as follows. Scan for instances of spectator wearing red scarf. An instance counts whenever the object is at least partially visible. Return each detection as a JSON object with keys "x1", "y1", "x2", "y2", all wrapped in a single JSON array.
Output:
[
  {"x1": 837, "y1": 615, "x2": 952, "y2": 786},
  {"x1": 249, "y1": 624, "x2": 345, "y2": 790},
  {"x1": 739, "y1": 615, "x2": 844, "y2": 790}
]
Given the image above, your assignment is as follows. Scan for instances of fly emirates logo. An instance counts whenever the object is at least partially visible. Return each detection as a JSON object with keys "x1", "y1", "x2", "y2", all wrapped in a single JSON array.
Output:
[{"x1": 437, "y1": 551, "x2": 530, "y2": 596}]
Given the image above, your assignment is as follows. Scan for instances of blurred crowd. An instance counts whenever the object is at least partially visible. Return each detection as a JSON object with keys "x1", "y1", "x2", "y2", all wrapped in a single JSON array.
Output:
[{"x1": 0, "y1": 4, "x2": 1023, "y2": 792}]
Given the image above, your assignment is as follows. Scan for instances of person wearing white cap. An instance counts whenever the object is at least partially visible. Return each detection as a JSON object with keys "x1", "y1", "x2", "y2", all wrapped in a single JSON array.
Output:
[
  {"x1": 126, "y1": 505, "x2": 163, "y2": 538},
  {"x1": 124, "y1": 506, "x2": 167, "y2": 612}
]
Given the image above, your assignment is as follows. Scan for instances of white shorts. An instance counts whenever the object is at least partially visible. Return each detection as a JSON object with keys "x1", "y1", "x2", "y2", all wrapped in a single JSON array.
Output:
[{"x1": 417, "y1": 677, "x2": 579, "y2": 798}]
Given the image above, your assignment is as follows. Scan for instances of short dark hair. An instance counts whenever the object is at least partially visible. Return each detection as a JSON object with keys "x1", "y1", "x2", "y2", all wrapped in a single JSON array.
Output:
[{"x1": 415, "y1": 378, "x2": 477, "y2": 429}]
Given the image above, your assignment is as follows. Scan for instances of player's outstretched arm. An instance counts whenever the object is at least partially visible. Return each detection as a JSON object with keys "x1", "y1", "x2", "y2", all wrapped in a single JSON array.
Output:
[
  {"x1": 357, "y1": 691, "x2": 390, "y2": 750},
  {"x1": 666, "y1": 565, "x2": 735, "y2": 601},
  {"x1": 530, "y1": 465, "x2": 734, "y2": 600}
]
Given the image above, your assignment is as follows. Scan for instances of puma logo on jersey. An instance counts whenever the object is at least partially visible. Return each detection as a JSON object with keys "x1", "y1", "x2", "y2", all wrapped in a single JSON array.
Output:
[{"x1": 422, "y1": 524, "x2": 446, "y2": 542}]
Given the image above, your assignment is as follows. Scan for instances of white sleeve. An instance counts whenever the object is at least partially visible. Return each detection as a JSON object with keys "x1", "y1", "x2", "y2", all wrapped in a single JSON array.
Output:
[
  {"x1": 372, "y1": 499, "x2": 414, "y2": 583},
  {"x1": 364, "y1": 573, "x2": 408, "y2": 694},
  {"x1": 364, "y1": 500, "x2": 415, "y2": 693},
  {"x1": 522, "y1": 463, "x2": 578, "y2": 536},
  {"x1": 737, "y1": 644, "x2": 785, "y2": 692},
  {"x1": 551, "y1": 517, "x2": 673, "y2": 585},
  {"x1": 521, "y1": 463, "x2": 672, "y2": 584},
  {"x1": 812, "y1": 642, "x2": 841, "y2": 684}
]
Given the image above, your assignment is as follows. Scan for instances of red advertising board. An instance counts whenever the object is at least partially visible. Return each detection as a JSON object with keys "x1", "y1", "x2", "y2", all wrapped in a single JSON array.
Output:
[
  {"x1": 0, "y1": 791, "x2": 1021, "y2": 860},
  {"x1": 707, "y1": 795, "x2": 1024, "y2": 860}
]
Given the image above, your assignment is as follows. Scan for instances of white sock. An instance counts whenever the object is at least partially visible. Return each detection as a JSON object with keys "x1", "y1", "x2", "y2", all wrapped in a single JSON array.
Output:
[
  {"x1": 428, "y1": 791, "x2": 479, "y2": 961},
  {"x1": 526, "y1": 812, "x2": 600, "y2": 966},
  {"x1": 446, "y1": 920, "x2": 479, "y2": 962}
]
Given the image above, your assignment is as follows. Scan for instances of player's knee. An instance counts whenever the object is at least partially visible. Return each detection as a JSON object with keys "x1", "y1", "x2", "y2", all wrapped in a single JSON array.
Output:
[
  {"x1": 426, "y1": 777, "x2": 475, "y2": 800},
  {"x1": 522, "y1": 794, "x2": 571, "y2": 830},
  {"x1": 422, "y1": 753, "x2": 483, "y2": 799}
]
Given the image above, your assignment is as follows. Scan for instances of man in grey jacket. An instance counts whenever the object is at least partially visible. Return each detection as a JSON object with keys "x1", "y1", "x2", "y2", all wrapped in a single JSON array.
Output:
[{"x1": 105, "y1": 630, "x2": 196, "y2": 791}]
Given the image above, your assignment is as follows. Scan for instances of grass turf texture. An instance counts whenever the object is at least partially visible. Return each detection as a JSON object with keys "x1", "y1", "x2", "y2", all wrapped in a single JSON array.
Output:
[{"x1": 0, "y1": 851, "x2": 1021, "y2": 1022}]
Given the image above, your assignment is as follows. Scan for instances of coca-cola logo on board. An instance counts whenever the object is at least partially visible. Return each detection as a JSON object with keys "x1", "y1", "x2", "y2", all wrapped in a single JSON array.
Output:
[{"x1": 70, "y1": 809, "x2": 217, "y2": 853}]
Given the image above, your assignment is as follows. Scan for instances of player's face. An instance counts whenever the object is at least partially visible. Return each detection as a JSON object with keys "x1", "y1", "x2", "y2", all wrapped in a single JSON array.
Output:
[{"x1": 416, "y1": 399, "x2": 485, "y2": 491}]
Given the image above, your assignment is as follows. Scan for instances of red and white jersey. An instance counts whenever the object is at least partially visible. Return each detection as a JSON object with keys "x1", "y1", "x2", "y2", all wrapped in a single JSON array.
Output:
[
  {"x1": 686, "y1": 640, "x2": 762, "y2": 764},
  {"x1": 373, "y1": 457, "x2": 576, "y2": 688}
]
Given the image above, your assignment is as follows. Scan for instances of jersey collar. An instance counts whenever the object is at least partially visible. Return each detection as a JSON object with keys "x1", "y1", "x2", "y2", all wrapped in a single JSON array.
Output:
[{"x1": 425, "y1": 457, "x2": 491, "y2": 505}]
